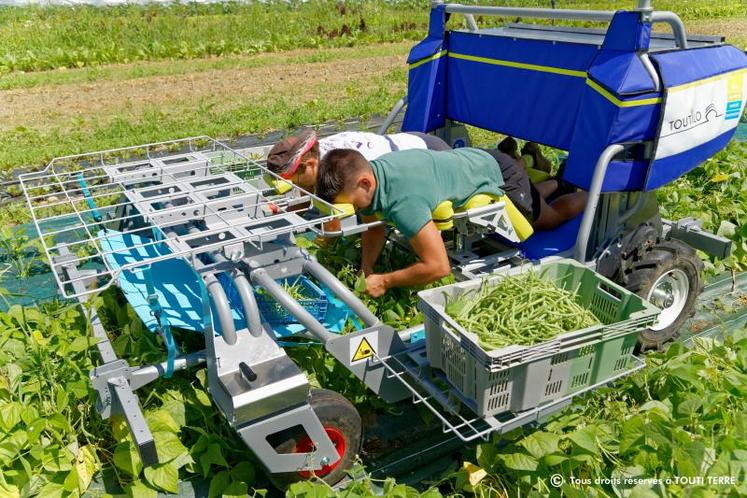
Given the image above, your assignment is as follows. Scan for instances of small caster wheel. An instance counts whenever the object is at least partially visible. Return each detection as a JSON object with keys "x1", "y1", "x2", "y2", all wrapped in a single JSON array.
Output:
[
  {"x1": 267, "y1": 389, "x2": 361, "y2": 490},
  {"x1": 624, "y1": 239, "x2": 703, "y2": 351}
]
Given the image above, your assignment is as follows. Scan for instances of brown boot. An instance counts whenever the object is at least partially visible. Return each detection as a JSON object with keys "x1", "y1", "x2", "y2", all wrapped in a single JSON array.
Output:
[
  {"x1": 521, "y1": 142, "x2": 553, "y2": 174},
  {"x1": 497, "y1": 136, "x2": 519, "y2": 159}
]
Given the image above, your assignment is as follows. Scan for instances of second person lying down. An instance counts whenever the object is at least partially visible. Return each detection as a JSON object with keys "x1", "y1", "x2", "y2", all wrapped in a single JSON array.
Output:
[{"x1": 265, "y1": 128, "x2": 450, "y2": 192}]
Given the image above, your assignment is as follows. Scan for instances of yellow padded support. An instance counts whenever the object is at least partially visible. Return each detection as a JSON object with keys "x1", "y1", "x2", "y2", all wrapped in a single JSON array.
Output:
[
  {"x1": 310, "y1": 199, "x2": 356, "y2": 218},
  {"x1": 264, "y1": 174, "x2": 294, "y2": 195},
  {"x1": 432, "y1": 200, "x2": 454, "y2": 231}
]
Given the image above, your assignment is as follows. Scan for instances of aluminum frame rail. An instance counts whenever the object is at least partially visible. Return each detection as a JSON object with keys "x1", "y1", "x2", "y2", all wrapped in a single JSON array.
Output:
[
  {"x1": 19, "y1": 137, "x2": 345, "y2": 299},
  {"x1": 376, "y1": 341, "x2": 647, "y2": 442},
  {"x1": 439, "y1": 1, "x2": 689, "y2": 48}
]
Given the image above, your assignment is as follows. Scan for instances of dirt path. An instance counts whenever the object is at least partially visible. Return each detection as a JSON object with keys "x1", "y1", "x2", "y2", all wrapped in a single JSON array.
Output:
[
  {"x1": 0, "y1": 50, "x2": 406, "y2": 133},
  {"x1": 656, "y1": 16, "x2": 746, "y2": 46}
]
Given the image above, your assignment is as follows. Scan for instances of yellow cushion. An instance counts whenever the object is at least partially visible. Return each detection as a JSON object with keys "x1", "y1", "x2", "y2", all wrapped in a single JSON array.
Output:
[
  {"x1": 264, "y1": 174, "x2": 294, "y2": 195},
  {"x1": 311, "y1": 200, "x2": 356, "y2": 218},
  {"x1": 432, "y1": 200, "x2": 454, "y2": 230}
]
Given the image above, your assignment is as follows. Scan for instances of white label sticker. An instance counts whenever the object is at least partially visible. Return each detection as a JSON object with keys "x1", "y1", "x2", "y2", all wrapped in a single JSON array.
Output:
[{"x1": 656, "y1": 70, "x2": 746, "y2": 160}]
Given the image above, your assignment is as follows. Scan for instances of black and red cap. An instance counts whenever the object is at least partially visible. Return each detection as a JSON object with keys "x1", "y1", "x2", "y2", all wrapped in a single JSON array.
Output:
[{"x1": 265, "y1": 129, "x2": 318, "y2": 179}]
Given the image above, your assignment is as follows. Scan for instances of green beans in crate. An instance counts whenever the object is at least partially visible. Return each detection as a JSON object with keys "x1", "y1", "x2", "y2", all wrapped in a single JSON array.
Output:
[{"x1": 417, "y1": 259, "x2": 660, "y2": 417}]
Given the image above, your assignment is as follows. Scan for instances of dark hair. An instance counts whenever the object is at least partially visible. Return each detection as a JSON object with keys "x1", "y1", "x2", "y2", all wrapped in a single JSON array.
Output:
[{"x1": 316, "y1": 149, "x2": 371, "y2": 203}]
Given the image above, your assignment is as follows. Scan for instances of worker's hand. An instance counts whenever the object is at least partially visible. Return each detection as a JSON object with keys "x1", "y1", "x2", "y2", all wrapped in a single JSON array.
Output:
[{"x1": 365, "y1": 274, "x2": 388, "y2": 297}]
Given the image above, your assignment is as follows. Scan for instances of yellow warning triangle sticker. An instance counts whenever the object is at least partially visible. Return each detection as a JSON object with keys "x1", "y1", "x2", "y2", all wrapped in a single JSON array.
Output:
[{"x1": 352, "y1": 337, "x2": 375, "y2": 362}]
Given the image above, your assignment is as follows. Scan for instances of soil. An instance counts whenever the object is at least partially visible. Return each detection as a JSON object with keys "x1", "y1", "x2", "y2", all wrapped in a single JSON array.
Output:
[{"x1": 0, "y1": 49, "x2": 406, "y2": 133}]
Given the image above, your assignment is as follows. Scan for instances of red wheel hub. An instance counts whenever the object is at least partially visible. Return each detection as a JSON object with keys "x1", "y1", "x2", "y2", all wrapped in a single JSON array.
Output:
[{"x1": 294, "y1": 426, "x2": 346, "y2": 478}]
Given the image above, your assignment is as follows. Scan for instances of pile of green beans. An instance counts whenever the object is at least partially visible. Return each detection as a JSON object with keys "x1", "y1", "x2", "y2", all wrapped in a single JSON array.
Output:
[
  {"x1": 444, "y1": 271, "x2": 600, "y2": 350},
  {"x1": 257, "y1": 277, "x2": 310, "y2": 301}
]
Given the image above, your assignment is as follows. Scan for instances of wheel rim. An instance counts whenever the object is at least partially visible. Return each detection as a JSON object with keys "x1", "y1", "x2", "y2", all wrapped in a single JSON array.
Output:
[
  {"x1": 647, "y1": 268, "x2": 690, "y2": 332},
  {"x1": 294, "y1": 427, "x2": 346, "y2": 478}
]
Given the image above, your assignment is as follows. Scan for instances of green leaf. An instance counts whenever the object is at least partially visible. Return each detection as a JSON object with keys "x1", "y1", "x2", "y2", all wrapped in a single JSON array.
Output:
[
  {"x1": 475, "y1": 443, "x2": 499, "y2": 472},
  {"x1": 0, "y1": 402, "x2": 21, "y2": 433},
  {"x1": 222, "y1": 481, "x2": 248, "y2": 498},
  {"x1": 208, "y1": 470, "x2": 231, "y2": 498},
  {"x1": 152, "y1": 431, "x2": 188, "y2": 463},
  {"x1": 229, "y1": 461, "x2": 256, "y2": 485},
  {"x1": 568, "y1": 426, "x2": 599, "y2": 455},
  {"x1": 287, "y1": 481, "x2": 335, "y2": 497},
  {"x1": 144, "y1": 461, "x2": 179, "y2": 494},
  {"x1": 194, "y1": 387, "x2": 212, "y2": 407},
  {"x1": 126, "y1": 479, "x2": 158, "y2": 498},
  {"x1": 354, "y1": 274, "x2": 367, "y2": 294},
  {"x1": 619, "y1": 415, "x2": 645, "y2": 455},
  {"x1": 0, "y1": 482, "x2": 19, "y2": 498},
  {"x1": 717, "y1": 220, "x2": 737, "y2": 238},
  {"x1": 499, "y1": 452, "x2": 538, "y2": 472},
  {"x1": 36, "y1": 481, "x2": 66, "y2": 498},
  {"x1": 519, "y1": 431, "x2": 559, "y2": 459},
  {"x1": 542, "y1": 454, "x2": 567, "y2": 466},
  {"x1": 199, "y1": 443, "x2": 228, "y2": 476},
  {"x1": 639, "y1": 400, "x2": 672, "y2": 417},
  {"x1": 146, "y1": 410, "x2": 180, "y2": 433},
  {"x1": 42, "y1": 447, "x2": 73, "y2": 473},
  {"x1": 73, "y1": 444, "x2": 97, "y2": 493},
  {"x1": 113, "y1": 441, "x2": 143, "y2": 477},
  {"x1": 383, "y1": 309, "x2": 400, "y2": 323}
]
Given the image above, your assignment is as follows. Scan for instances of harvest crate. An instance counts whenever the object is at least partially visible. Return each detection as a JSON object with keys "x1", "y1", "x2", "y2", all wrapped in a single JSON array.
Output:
[
  {"x1": 418, "y1": 259, "x2": 659, "y2": 417},
  {"x1": 255, "y1": 276, "x2": 328, "y2": 324},
  {"x1": 220, "y1": 273, "x2": 329, "y2": 325}
]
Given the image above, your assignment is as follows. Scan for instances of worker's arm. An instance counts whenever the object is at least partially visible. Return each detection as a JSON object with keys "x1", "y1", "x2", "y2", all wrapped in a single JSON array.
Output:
[
  {"x1": 365, "y1": 221, "x2": 450, "y2": 297},
  {"x1": 360, "y1": 215, "x2": 386, "y2": 276}
]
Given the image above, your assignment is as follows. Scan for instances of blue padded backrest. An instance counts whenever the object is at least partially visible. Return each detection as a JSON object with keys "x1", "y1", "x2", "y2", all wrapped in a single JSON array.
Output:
[{"x1": 445, "y1": 32, "x2": 598, "y2": 150}]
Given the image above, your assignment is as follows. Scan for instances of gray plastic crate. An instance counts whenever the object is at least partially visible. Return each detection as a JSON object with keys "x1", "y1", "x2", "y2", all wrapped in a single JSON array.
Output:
[
  {"x1": 419, "y1": 259, "x2": 659, "y2": 372},
  {"x1": 418, "y1": 259, "x2": 659, "y2": 417}
]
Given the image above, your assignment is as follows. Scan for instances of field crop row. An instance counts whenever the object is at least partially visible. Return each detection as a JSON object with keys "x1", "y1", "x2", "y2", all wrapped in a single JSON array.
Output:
[{"x1": 0, "y1": 0, "x2": 745, "y2": 73}]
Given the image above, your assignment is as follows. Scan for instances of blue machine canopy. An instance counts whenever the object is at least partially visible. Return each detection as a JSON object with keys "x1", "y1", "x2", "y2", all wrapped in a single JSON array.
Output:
[{"x1": 403, "y1": 7, "x2": 747, "y2": 193}]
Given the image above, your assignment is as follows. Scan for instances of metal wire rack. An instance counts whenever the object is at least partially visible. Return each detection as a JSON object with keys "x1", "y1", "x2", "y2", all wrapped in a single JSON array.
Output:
[
  {"x1": 375, "y1": 342, "x2": 646, "y2": 442},
  {"x1": 19, "y1": 137, "x2": 344, "y2": 299}
]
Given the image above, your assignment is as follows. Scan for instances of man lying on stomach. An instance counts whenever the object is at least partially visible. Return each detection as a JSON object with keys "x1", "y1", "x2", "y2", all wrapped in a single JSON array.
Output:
[{"x1": 315, "y1": 147, "x2": 586, "y2": 297}]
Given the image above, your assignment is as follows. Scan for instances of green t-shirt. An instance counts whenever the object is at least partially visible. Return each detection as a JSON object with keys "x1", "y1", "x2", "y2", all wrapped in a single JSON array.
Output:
[{"x1": 361, "y1": 148, "x2": 505, "y2": 239}]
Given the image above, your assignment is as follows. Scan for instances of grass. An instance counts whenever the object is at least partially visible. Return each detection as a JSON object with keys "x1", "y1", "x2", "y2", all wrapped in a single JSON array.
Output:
[
  {"x1": 0, "y1": 42, "x2": 412, "y2": 92},
  {"x1": 0, "y1": 59, "x2": 408, "y2": 176},
  {"x1": 0, "y1": 0, "x2": 744, "y2": 73}
]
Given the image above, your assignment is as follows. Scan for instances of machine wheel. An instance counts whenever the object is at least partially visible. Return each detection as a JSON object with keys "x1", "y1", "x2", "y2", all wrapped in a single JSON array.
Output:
[
  {"x1": 267, "y1": 389, "x2": 361, "y2": 490},
  {"x1": 623, "y1": 239, "x2": 703, "y2": 351}
]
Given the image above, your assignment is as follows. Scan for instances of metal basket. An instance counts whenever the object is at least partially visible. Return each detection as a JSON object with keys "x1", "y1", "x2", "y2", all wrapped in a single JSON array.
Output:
[{"x1": 255, "y1": 276, "x2": 328, "y2": 325}]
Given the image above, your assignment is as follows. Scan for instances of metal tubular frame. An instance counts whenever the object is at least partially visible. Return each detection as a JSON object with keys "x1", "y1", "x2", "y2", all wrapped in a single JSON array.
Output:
[
  {"x1": 374, "y1": 343, "x2": 647, "y2": 442},
  {"x1": 19, "y1": 137, "x2": 345, "y2": 300},
  {"x1": 440, "y1": 2, "x2": 689, "y2": 48},
  {"x1": 574, "y1": 144, "x2": 625, "y2": 262},
  {"x1": 377, "y1": 96, "x2": 408, "y2": 135}
]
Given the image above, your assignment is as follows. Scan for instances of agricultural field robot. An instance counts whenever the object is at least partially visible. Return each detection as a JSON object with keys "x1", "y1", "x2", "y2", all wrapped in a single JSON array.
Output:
[{"x1": 20, "y1": 0, "x2": 747, "y2": 489}]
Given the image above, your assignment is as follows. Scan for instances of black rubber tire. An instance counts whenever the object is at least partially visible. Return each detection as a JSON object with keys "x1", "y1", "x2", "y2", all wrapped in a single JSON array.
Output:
[
  {"x1": 266, "y1": 389, "x2": 361, "y2": 490},
  {"x1": 623, "y1": 239, "x2": 703, "y2": 351}
]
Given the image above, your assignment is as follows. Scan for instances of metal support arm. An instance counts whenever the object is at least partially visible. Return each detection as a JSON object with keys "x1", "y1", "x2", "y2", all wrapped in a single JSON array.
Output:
[
  {"x1": 378, "y1": 96, "x2": 407, "y2": 135},
  {"x1": 441, "y1": 3, "x2": 689, "y2": 48},
  {"x1": 574, "y1": 144, "x2": 624, "y2": 263},
  {"x1": 303, "y1": 258, "x2": 379, "y2": 327},
  {"x1": 250, "y1": 268, "x2": 337, "y2": 343}
]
